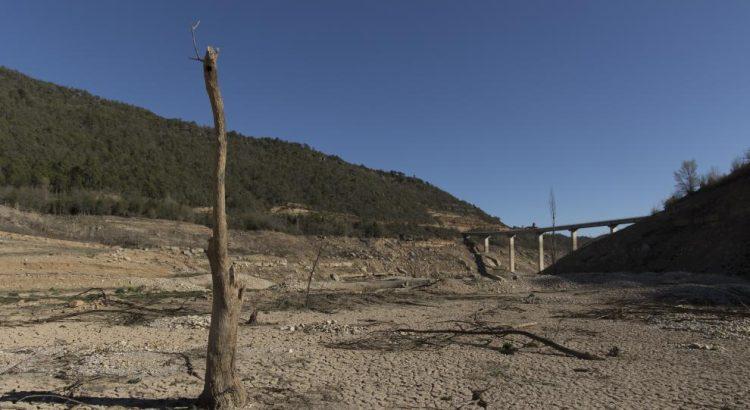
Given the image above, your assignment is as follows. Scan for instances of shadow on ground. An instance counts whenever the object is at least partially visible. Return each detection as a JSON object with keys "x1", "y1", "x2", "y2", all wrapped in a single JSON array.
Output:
[
  {"x1": 535, "y1": 271, "x2": 750, "y2": 307},
  {"x1": 0, "y1": 391, "x2": 196, "y2": 409}
]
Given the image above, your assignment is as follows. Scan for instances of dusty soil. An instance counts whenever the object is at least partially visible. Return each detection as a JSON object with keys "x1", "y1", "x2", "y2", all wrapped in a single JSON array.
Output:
[
  {"x1": 0, "y1": 211, "x2": 748, "y2": 408},
  {"x1": 1, "y1": 264, "x2": 749, "y2": 408}
]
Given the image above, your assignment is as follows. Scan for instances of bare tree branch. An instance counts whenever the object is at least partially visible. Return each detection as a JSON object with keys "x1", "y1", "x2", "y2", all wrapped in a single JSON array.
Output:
[{"x1": 190, "y1": 20, "x2": 204, "y2": 62}]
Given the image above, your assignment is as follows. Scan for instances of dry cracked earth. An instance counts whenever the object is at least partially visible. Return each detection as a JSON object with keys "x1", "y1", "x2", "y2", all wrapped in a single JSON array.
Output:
[{"x1": 0, "y1": 230, "x2": 749, "y2": 409}]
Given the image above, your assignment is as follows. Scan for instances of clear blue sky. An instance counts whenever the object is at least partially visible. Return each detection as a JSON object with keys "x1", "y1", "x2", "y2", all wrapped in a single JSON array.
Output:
[{"x1": 2, "y1": 1, "x2": 749, "y2": 229}]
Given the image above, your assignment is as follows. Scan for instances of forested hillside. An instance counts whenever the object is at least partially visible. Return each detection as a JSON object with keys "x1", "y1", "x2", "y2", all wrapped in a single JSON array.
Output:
[{"x1": 0, "y1": 67, "x2": 500, "y2": 237}]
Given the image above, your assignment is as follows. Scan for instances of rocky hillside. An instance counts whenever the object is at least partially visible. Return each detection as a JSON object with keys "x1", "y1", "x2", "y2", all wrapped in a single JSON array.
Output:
[
  {"x1": 0, "y1": 66, "x2": 502, "y2": 237},
  {"x1": 550, "y1": 166, "x2": 750, "y2": 276}
]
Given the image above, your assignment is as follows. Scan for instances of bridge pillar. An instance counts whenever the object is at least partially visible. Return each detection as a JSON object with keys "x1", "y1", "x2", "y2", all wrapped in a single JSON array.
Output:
[
  {"x1": 609, "y1": 224, "x2": 618, "y2": 234},
  {"x1": 508, "y1": 234, "x2": 516, "y2": 273},
  {"x1": 570, "y1": 228, "x2": 578, "y2": 251},
  {"x1": 483, "y1": 236, "x2": 491, "y2": 253},
  {"x1": 537, "y1": 233, "x2": 544, "y2": 273}
]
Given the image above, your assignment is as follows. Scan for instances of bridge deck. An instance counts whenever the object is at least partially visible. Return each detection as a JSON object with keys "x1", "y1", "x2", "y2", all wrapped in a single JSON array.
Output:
[{"x1": 465, "y1": 216, "x2": 648, "y2": 237}]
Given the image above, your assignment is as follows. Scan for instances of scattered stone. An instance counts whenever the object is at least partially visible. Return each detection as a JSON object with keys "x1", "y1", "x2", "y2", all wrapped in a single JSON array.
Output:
[
  {"x1": 68, "y1": 300, "x2": 85, "y2": 308},
  {"x1": 148, "y1": 315, "x2": 210, "y2": 329},
  {"x1": 278, "y1": 320, "x2": 364, "y2": 335},
  {"x1": 607, "y1": 346, "x2": 621, "y2": 357},
  {"x1": 330, "y1": 273, "x2": 340, "y2": 281},
  {"x1": 686, "y1": 343, "x2": 719, "y2": 351},
  {"x1": 648, "y1": 314, "x2": 750, "y2": 339}
]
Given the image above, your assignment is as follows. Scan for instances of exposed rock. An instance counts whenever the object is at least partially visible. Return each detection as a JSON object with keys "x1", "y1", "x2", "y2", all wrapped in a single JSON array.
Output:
[
  {"x1": 686, "y1": 343, "x2": 719, "y2": 351},
  {"x1": 148, "y1": 315, "x2": 211, "y2": 329},
  {"x1": 279, "y1": 320, "x2": 364, "y2": 335},
  {"x1": 68, "y1": 299, "x2": 85, "y2": 308}
]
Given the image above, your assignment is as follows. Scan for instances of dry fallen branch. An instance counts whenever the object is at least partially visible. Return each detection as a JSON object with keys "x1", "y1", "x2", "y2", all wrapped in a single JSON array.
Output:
[
  {"x1": 108, "y1": 297, "x2": 188, "y2": 314},
  {"x1": 175, "y1": 352, "x2": 202, "y2": 380},
  {"x1": 404, "y1": 278, "x2": 441, "y2": 291},
  {"x1": 15, "y1": 393, "x2": 87, "y2": 407},
  {"x1": 304, "y1": 238, "x2": 325, "y2": 308},
  {"x1": 4, "y1": 293, "x2": 197, "y2": 326},
  {"x1": 0, "y1": 355, "x2": 34, "y2": 375},
  {"x1": 394, "y1": 327, "x2": 603, "y2": 360},
  {"x1": 71, "y1": 288, "x2": 109, "y2": 304},
  {"x1": 67, "y1": 288, "x2": 193, "y2": 314},
  {"x1": 21, "y1": 308, "x2": 140, "y2": 325},
  {"x1": 438, "y1": 320, "x2": 538, "y2": 330}
]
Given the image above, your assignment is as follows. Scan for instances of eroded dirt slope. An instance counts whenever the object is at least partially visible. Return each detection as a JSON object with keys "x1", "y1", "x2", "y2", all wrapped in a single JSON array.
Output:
[
  {"x1": 551, "y1": 168, "x2": 750, "y2": 276},
  {"x1": 0, "y1": 205, "x2": 553, "y2": 292}
]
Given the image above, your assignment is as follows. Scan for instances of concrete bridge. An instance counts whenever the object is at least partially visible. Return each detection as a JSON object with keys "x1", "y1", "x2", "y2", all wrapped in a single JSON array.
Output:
[{"x1": 463, "y1": 216, "x2": 648, "y2": 273}]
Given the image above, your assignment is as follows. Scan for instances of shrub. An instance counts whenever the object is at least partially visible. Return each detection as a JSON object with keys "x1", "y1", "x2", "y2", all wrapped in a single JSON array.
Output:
[
  {"x1": 236, "y1": 211, "x2": 288, "y2": 232},
  {"x1": 0, "y1": 183, "x2": 463, "y2": 239},
  {"x1": 296, "y1": 214, "x2": 350, "y2": 236},
  {"x1": 700, "y1": 166, "x2": 723, "y2": 188},
  {"x1": 730, "y1": 149, "x2": 750, "y2": 172},
  {"x1": 359, "y1": 220, "x2": 384, "y2": 238},
  {"x1": 663, "y1": 194, "x2": 680, "y2": 211}
]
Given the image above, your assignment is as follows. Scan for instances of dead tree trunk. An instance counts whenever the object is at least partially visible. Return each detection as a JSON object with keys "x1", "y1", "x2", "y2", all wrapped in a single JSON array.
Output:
[
  {"x1": 549, "y1": 187, "x2": 557, "y2": 269},
  {"x1": 197, "y1": 46, "x2": 247, "y2": 409}
]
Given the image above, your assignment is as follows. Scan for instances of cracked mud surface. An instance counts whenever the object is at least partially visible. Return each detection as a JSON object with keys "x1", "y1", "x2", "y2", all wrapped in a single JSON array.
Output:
[
  {"x1": 0, "y1": 224, "x2": 748, "y2": 408},
  {"x1": 1, "y1": 270, "x2": 749, "y2": 409}
]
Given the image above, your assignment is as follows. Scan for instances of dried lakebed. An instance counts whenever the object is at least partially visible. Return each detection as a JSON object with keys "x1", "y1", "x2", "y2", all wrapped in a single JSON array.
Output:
[{"x1": 0, "y1": 272, "x2": 749, "y2": 409}]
